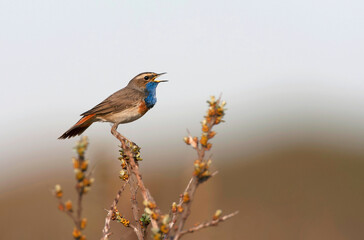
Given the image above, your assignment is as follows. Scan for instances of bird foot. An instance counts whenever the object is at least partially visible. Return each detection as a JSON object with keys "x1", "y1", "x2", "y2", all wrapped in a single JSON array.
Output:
[{"x1": 110, "y1": 124, "x2": 139, "y2": 149}]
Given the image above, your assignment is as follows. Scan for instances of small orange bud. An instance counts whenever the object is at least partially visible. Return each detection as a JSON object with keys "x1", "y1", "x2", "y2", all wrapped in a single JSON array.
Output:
[
  {"x1": 121, "y1": 217, "x2": 130, "y2": 227},
  {"x1": 80, "y1": 218, "x2": 87, "y2": 229},
  {"x1": 72, "y1": 228, "x2": 81, "y2": 238},
  {"x1": 153, "y1": 233, "x2": 162, "y2": 240},
  {"x1": 171, "y1": 202, "x2": 177, "y2": 213},
  {"x1": 80, "y1": 161, "x2": 88, "y2": 171},
  {"x1": 65, "y1": 200, "x2": 73, "y2": 212},
  {"x1": 58, "y1": 203, "x2": 65, "y2": 211},
  {"x1": 77, "y1": 149, "x2": 84, "y2": 157},
  {"x1": 151, "y1": 212, "x2": 159, "y2": 220},
  {"x1": 56, "y1": 191, "x2": 63, "y2": 198},
  {"x1": 206, "y1": 143, "x2": 212, "y2": 150},
  {"x1": 208, "y1": 109, "x2": 215, "y2": 116},
  {"x1": 54, "y1": 184, "x2": 63, "y2": 198},
  {"x1": 80, "y1": 235, "x2": 86, "y2": 240},
  {"x1": 72, "y1": 158, "x2": 79, "y2": 169},
  {"x1": 121, "y1": 160, "x2": 127, "y2": 169},
  {"x1": 200, "y1": 135, "x2": 208, "y2": 146},
  {"x1": 148, "y1": 202, "x2": 157, "y2": 209},
  {"x1": 120, "y1": 173, "x2": 129, "y2": 181},
  {"x1": 199, "y1": 162, "x2": 206, "y2": 169},
  {"x1": 183, "y1": 137, "x2": 190, "y2": 145},
  {"x1": 177, "y1": 206, "x2": 184, "y2": 213},
  {"x1": 74, "y1": 169, "x2": 84, "y2": 181},
  {"x1": 160, "y1": 224, "x2": 169, "y2": 234},
  {"x1": 183, "y1": 192, "x2": 190, "y2": 203},
  {"x1": 83, "y1": 178, "x2": 91, "y2": 186},
  {"x1": 202, "y1": 124, "x2": 209, "y2": 132},
  {"x1": 111, "y1": 211, "x2": 117, "y2": 221},
  {"x1": 200, "y1": 170, "x2": 210, "y2": 177},
  {"x1": 208, "y1": 131, "x2": 216, "y2": 139}
]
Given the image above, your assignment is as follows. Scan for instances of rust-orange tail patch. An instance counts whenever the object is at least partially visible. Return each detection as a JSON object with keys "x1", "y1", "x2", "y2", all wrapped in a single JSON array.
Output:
[
  {"x1": 75, "y1": 114, "x2": 96, "y2": 126},
  {"x1": 58, "y1": 114, "x2": 96, "y2": 139}
]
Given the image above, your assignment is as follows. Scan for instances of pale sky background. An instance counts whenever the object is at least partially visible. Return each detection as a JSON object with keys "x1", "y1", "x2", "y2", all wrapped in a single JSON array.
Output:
[{"x1": 0, "y1": 0, "x2": 364, "y2": 192}]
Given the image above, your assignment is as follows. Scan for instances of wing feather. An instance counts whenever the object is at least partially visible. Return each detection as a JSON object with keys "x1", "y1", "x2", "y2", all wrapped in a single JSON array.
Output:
[{"x1": 81, "y1": 87, "x2": 145, "y2": 116}]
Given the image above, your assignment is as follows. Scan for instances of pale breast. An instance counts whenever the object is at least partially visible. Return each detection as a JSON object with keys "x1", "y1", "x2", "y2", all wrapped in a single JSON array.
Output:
[{"x1": 96, "y1": 104, "x2": 146, "y2": 124}]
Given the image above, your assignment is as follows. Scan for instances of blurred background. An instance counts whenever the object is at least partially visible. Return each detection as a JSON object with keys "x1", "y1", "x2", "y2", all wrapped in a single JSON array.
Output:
[{"x1": 1, "y1": 0, "x2": 364, "y2": 239}]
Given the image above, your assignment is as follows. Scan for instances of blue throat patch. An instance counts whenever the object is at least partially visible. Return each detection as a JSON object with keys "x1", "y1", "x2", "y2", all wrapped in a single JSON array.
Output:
[{"x1": 144, "y1": 82, "x2": 159, "y2": 108}]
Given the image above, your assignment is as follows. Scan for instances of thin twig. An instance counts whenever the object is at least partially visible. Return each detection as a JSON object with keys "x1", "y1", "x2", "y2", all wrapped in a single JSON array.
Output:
[
  {"x1": 101, "y1": 181, "x2": 128, "y2": 239},
  {"x1": 129, "y1": 223, "x2": 140, "y2": 237},
  {"x1": 58, "y1": 199, "x2": 79, "y2": 226},
  {"x1": 128, "y1": 180, "x2": 143, "y2": 240},
  {"x1": 129, "y1": 154, "x2": 157, "y2": 206},
  {"x1": 77, "y1": 183, "x2": 83, "y2": 228},
  {"x1": 178, "y1": 211, "x2": 239, "y2": 237},
  {"x1": 174, "y1": 177, "x2": 199, "y2": 240},
  {"x1": 169, "y1": 177, "x2": 193, "y2": 230},
  {"x1": 75, "y1": 152, "x2": 87, "y2": 230}
]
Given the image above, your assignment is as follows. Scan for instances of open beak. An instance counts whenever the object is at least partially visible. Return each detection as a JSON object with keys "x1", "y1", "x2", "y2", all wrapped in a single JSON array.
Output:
[{"x1": 153, "y1": 72, "x2": 168, "y2": 83}]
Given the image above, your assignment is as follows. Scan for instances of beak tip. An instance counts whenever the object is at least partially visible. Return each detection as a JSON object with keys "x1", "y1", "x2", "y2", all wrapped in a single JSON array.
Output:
[{"x1": 154, "y1": 72, "x2": 168, "y2": 82}]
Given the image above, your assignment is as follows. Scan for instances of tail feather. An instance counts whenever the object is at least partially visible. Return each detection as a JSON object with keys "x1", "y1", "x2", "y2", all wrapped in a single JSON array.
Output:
[{"x1": 58, "y1": 114, "x2": 96, "y2": 139}]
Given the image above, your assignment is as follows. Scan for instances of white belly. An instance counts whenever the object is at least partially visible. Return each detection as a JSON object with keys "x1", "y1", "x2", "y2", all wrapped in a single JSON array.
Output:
[{"x1": 97, "y1": 105, "x2": 145, "y2": 124}]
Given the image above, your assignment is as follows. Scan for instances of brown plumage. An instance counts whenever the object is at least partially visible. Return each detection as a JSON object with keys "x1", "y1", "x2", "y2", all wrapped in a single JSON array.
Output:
[{"x1": 59, "y1": 72, "x2": 167, "y2": 139}]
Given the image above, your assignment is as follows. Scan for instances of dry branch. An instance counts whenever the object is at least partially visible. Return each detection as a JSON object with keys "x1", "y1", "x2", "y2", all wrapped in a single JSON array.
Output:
[
  {"x1": 102, "y1": 181, "x2": 128, "y2": 239},
  {"x1": 169, "y1": 96, "x2": 234, "y2": 240},
  {"x1": 53, "y1": 136, "x2": 92, "y2": 240},
  {"x1": 178, "y1": 211, "x2": 239, "y2": 237}
]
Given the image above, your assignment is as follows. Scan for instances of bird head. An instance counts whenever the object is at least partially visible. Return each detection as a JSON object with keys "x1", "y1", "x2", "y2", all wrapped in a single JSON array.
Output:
[{"x1": 127, "y1": 72, "x2": 167, "y2": 91}]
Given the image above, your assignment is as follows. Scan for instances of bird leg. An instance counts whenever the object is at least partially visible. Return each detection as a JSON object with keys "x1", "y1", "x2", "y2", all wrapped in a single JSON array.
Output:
[{"x1": 110, "y1": 124, "x2": 138, "y2": 148}]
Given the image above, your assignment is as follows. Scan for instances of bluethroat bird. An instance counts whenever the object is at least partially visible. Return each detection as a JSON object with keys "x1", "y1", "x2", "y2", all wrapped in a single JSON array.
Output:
[{"x1": 59, "y1": 72, "x2": 167, "y2": 139}]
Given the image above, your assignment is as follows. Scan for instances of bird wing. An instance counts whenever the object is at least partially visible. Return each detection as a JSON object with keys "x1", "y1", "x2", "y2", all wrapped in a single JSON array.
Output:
[{"x1": 81, "y1": 87, "x2": 145, "y2": 116}]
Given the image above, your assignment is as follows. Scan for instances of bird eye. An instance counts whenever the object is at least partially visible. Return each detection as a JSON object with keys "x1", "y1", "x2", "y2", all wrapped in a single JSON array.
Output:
[{"x1": 144, "y1": 76, "x2": 149, "y2": 80}]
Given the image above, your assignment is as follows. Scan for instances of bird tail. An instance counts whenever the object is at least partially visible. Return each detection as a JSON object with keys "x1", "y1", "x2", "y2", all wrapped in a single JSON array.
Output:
[{"x1": 58, "y1": 114, "x2": 96, "y2": 139}]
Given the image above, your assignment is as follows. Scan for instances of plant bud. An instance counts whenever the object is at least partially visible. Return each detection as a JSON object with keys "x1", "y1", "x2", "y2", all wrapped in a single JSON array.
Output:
[
  {"x1": 65, "y1": 200, "x2": 73, "y2": 212},
  {"x1": 183, "y1": 192, "x2": 190, "y2": 203},
  {"x1": 72, "y1": 228, "x2": 81, "y2": 238},
  {"x1": 213, "y1": 209, "x2": 222, "y2": 220},
  {"x1": 81, "y1": 218, "x2": 87, "y2": 229}
]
